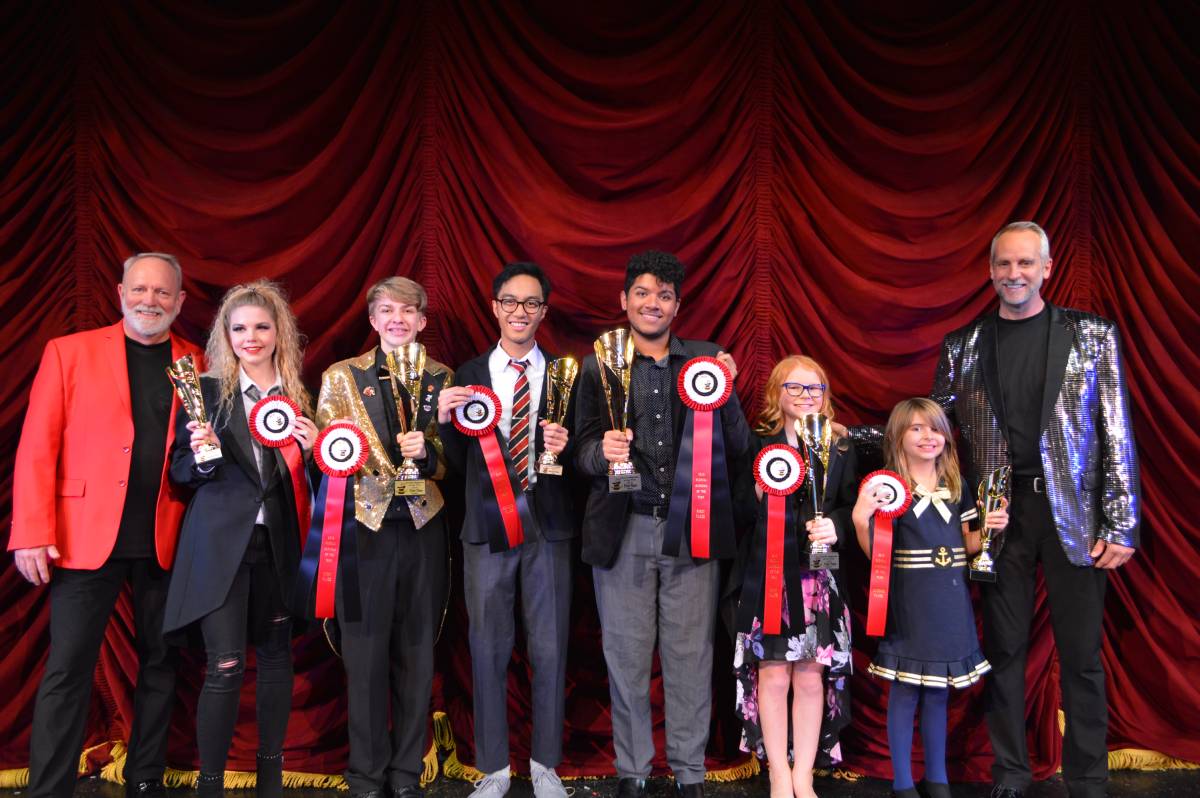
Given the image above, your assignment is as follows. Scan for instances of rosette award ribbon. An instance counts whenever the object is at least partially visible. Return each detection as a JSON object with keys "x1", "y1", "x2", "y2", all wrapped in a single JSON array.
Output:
[
  {"x1": 860, "y1": 470, "x2": 913, "y2": 637},
  {"x1": 454, "y1": 385, "x2": 537, "y2": 553},
  {"x1": 248, "y1": 394, "x2": 311, "y2": 538},
  {"x1": 664, "y1": 357, "x2": 735, "y2": 560},
  {"x1": 754, "y1": 444, "x2": 807, "y2": 635},
  {"x1": 294, "y1": 423, "x2": 368, "y2": 622}
]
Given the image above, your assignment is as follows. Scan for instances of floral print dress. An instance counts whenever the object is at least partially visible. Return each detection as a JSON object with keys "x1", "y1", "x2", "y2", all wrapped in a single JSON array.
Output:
[{"x1": 732, "y1": 432, "x2": 855, "y2": 766}]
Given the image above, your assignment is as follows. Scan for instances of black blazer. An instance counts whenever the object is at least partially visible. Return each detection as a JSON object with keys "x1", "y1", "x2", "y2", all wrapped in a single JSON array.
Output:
[
  {"x1": 163, "y1": 376, "x2": 314, "y2": 635},
  {"x1": 439, "y1": 349, "x2": 578, "y2": 544},
  {"x1": 574, "y1": 337, "x2": 752, "y2": 568},
  {"x1": 722, "y1": 429, "x2": 858, "y2": 640}
]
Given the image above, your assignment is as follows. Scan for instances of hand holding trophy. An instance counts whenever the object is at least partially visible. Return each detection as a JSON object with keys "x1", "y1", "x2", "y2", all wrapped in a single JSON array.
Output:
[
  {"x1": 166, "y1": 354, "x2": 223, "y2": 466},
  {"x1": 594, "y1": 329, "x2": 641, "y2": 493},
  {"x1": 537, "y1": 357, "x2": 579, "y2": 476},
  {"x1": 797, "y1": 412, "x2": 839, "y2": 570},
  {"x1": 385, "y1": 343, "x2": 427, "y2": 497},
  {"x1": 969, "y1": 465, "x2": 1010, "y2": 582}
]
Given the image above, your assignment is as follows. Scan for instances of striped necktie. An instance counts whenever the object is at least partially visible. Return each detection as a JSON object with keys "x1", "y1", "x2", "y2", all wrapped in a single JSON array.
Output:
[{"x1": 509, "y1": 359, "x2": 530, "y2": 491}]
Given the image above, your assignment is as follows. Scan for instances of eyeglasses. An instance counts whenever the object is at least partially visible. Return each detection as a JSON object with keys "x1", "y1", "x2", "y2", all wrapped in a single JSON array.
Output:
[
  {"x1": 496, "y1": 297, "x2": 545, "y2": 313},
  {"x1": 782, "y1": 382, "x2": 826, "y2": 398}
]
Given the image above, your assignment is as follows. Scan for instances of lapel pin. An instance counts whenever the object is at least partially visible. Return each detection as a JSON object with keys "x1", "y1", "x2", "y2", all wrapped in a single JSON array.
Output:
[{"x1": 363, "y1": 386, "x2": 376, "y2": 397}]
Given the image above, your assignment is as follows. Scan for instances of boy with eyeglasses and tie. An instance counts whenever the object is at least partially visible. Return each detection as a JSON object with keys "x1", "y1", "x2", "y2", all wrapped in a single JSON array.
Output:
[{"x1": 438, "y1": 262, "x2": 576, "y2": 798}]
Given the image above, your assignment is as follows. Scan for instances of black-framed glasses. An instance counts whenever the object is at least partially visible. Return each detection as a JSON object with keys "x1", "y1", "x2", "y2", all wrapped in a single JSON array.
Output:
[
  {"x1": 496, "y1": 297, "x2": 545, "y2": 313},
  {"x1": 782, "y1": 382, "x2": 826, "y2": 398}
]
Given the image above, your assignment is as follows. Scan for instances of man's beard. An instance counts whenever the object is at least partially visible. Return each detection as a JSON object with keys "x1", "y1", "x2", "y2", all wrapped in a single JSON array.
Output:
[{"x1": 122, "y1": 299, "x2": 178, "y2": 339}]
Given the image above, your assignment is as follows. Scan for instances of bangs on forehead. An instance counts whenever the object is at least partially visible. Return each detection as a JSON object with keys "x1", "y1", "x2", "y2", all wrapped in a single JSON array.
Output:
[{"x1": 372, "y1": 291, "x2": 422, "y2": 311}]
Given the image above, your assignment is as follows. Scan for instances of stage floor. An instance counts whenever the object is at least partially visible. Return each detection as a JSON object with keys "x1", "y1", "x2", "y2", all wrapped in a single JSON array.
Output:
[{"x1": 5, "y1": 770, "x2": 1196, "y2": 798}]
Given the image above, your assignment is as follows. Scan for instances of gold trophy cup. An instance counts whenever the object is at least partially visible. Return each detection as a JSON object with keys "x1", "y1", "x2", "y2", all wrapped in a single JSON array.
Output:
[
  {"x1": 385, "y1": 343, "x2": 427, "y2": 497},
  {"x1": 166, "y1": 354, "x2": 223, "y2": 465},
  {"x1": 594, "y1": 329, "x2": 641, "y2": 493},
  {"x1": 537, "y1": 357, "x2": 579, "y2": 476},
  {"x1": 969, "y1": 465, "x2": 1010, "y2": 582},
  {"x1": 797, "y1": 413, "x2": 839, "y2": 570}
]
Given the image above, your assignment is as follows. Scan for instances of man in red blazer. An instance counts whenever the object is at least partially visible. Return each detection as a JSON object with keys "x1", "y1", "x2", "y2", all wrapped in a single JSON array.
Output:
[{"x1": 10, "y1": 253, "x2": 200, "y2": 798}]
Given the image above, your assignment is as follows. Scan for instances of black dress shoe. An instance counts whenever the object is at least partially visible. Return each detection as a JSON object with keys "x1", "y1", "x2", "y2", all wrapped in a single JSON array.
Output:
[
  {"x1": 128, "y1": 781, "x2": 167, "y2": 798},
  {"x1": 393, "y1": 786, "x2": 425, "y2": 798},
  {"x1": 917, "y1": 780, "x2": 952, "y2": 798},
  {"x1": 616, "y1": 778, "x2": 647, "y2": 798},
  {"x1": 675, "y1": 783, "x2": 704, "y2": 798},
  {"x1": 349, "y1": 792, "x2": 384, "y2": 798},
  {"x1": 990, "y1": 787, "x2": 1024, "y2": 798},
  {"x1": 891, "y1": 788, "x2": 920, "y2": 798}
]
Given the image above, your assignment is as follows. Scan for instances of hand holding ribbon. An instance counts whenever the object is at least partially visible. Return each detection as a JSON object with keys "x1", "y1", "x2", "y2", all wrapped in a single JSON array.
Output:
[
  {"x1": 293, "y1": 423, "x2": 368, "y2": 621},
  {"x1": 754, "y1": 444, "x2": 807, "y2": 635},
  {"x1": 453, "y1": 385, "x2": 536, "y2": 552},
  {"x1": 249, "y1": 395, "x2": 313, "y2": 540},
  {"x1": 859, "y1": 470, "x2": 912, "y2": 637},
  {"x1": 665, "y1": 357, "x2": 734, "y2": 560}
]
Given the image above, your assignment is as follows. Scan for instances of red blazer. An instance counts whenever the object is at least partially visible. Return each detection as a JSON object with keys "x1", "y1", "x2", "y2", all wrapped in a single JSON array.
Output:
[{"x1": 9, "y1": 321, "x2": 203, "y2": 570}]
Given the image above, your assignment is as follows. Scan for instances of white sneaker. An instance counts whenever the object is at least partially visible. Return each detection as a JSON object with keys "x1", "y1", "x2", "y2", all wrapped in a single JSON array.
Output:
[
  {"x1": 531, "y1": 764, "x2": 572, "y2": 798},
  {"x1": 470, "y1": 772, "x2": 511, "y2": 798}
]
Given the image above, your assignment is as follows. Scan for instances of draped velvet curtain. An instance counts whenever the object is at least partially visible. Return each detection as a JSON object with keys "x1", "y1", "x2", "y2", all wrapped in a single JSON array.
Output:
[{"x1": 1, "y1": 0, "x2": 1197, "y2": 784}]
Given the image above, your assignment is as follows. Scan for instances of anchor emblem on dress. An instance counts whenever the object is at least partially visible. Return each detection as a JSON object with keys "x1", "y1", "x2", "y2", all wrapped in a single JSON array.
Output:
[{"x1": 933, "y1": 546, "x2": 952, "y2": 567}]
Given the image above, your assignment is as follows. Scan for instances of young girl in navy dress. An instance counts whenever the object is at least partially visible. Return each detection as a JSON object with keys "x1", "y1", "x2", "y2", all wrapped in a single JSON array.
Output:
[
  {"x1": 733, "y1": 356, "x2": 854, "y2": 798},
  {"x1": 852, "y1": 398, "x2": 1007, "y2": 798}
]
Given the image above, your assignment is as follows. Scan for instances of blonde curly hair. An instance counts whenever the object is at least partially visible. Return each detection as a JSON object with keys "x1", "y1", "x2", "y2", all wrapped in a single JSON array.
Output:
[{"x1": 204, "y1": 279, "x2": 312, "y2": 422}]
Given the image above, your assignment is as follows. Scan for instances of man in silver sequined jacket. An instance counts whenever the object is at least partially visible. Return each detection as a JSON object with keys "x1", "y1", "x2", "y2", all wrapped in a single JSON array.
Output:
[
  {"x1": 931, "y1": 222, "x2": 1138, "y2": 798},
  {"x1": 853, "y1": 221, "x2": 1138, "y2": 798}
]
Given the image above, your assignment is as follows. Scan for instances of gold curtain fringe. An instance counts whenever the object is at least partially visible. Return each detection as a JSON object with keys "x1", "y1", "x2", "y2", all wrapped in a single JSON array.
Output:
[
  {"x1": 421, "y1": 739, "x2": 439, "y2": 786},
  {"x1": 1107, "y1": 749, "x2": 1200, "y2": 771},
  {"x1": 2, "y1": 709, "x2": 1194, "y2": 789},
  {"x1": 704, "y1": 756, "x2": 759, "y2": 781}
]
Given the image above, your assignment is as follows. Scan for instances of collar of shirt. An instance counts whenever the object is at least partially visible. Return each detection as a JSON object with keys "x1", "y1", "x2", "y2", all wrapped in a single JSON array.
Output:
[
  {"x1": 912, "y1": 483, "x2": 953, "y2": 523},
  {"x1": 238, "y1": 366, "x2": 281, "y2": 402},
  {"x1": 633, "y1": 334, "x2": 686, "y2": 366}
]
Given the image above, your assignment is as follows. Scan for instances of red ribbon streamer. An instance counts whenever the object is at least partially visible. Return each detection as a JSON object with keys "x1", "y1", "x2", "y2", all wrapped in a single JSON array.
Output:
[
  {"x1": 866, "y1": 515, "x2": 895, "y2": 636},
  {"x1": 281, "y1": 440, "x2": 310, "y2": 545},
  {"x1": 479, "y1": 432, "x2": 524, "y2": 548},
  {"x1": 763, "y1": 493, "x2": 786, "y2": 635},
  {"x1": 690, "y1": 409, "x2": 713, "y2": 559},
  {"x1": 315, "y1": 475, "x2": 347, "y2": 618}
]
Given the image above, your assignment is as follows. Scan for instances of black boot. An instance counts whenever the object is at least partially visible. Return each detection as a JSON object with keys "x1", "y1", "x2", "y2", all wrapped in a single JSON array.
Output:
[
  {"x1": 196, "y1": 772, "x2": 224, "y2": 798},
  {"x1": 256, "y1": 753, "x2": 284, "y2": 798}
]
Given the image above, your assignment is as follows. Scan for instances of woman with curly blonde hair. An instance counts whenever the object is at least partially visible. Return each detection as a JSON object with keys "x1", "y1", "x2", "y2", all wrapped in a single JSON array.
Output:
[
  {"x1": 732, "y1": 354, "x2": 856, "y2": 798},
  {"x1": 163, "y1": 279, "x2": 317, "y2": 797}
]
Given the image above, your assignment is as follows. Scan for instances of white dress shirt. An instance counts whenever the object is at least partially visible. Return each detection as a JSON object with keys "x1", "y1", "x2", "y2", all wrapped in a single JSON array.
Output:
[{"x1": 487, "y1": 342, "x2": 544, "y2": 488}]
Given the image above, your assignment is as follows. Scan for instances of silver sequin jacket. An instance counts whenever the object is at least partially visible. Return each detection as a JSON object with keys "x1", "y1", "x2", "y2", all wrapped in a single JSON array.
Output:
[{"x1": 856, "y1": 305, "x2": 1139, "y2": 566}]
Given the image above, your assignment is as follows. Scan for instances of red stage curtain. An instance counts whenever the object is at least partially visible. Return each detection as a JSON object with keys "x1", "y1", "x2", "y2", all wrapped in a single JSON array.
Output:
[{"x1": 1, "y1": 0, "x2": 1197, "y2": 783}]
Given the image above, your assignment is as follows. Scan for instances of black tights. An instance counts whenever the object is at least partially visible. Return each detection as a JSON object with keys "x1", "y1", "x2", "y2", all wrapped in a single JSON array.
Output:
[{"x1": 196, "y1": 529, "x2": 293, "y2": 776}]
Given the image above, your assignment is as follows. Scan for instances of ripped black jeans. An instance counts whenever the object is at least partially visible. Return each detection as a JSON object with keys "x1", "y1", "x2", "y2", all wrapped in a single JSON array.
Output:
[{"x1": 197, "y1": 526, "x2": 293, "y2": 776}]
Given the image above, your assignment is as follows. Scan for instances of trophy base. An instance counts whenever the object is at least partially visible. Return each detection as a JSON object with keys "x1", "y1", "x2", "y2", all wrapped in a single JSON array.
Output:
[
  {"x1": 809, "y1": 550, "x2": 840, "y2": 571},
  {"x1": 195, "y1": 446, "x2": 223, "y2": 466},
  {"x1": 538, "y1": 463, "x2": 564, "y2": 476},
  {"x1": 969, "y1": 568, "x2": 998, "y2": 583},
  {"x1": 608, "y1": 473, "x2": 642, "y2": 493},
  {"x1": 394, "y1": 479, "x2": 426, "y2": 497}
]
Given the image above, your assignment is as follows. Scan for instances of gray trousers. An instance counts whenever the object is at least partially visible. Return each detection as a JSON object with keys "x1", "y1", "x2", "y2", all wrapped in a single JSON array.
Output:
[
  {"x1": 592, "y1": 513, "x2": 720, "y2": 784},
  {"x1": 463, "y1": 525, "x2": 573, "y2": 773}
]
